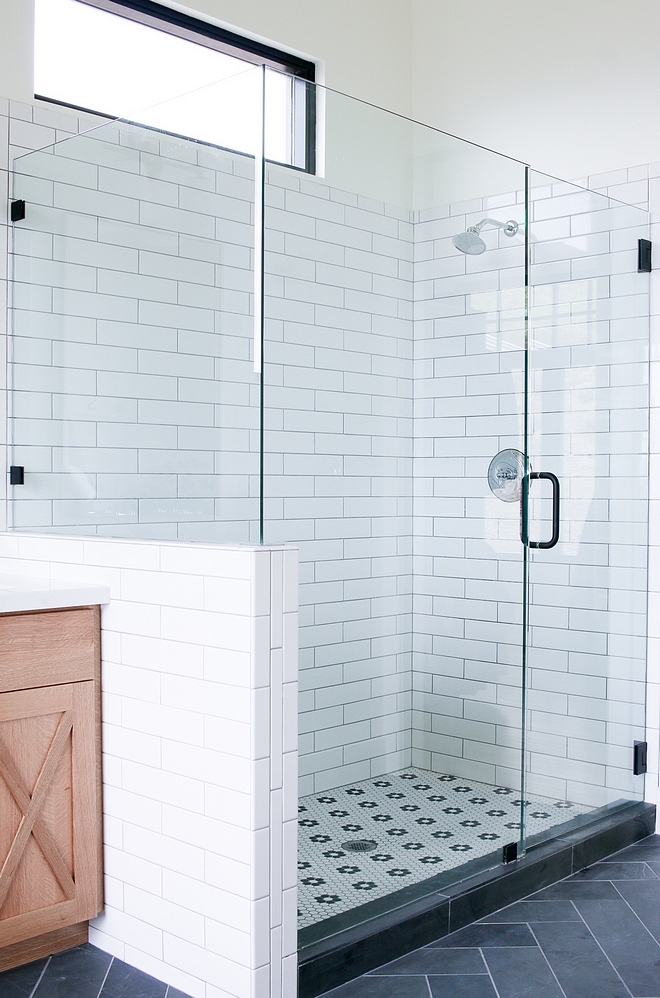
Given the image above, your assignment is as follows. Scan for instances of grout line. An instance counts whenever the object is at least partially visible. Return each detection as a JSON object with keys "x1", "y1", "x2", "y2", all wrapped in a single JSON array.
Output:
[
  {"x1": 526, "y1": 923, "x2": 569, "y2": 998},
  {"x1": 643, "y1": 861, "x2": 660, "y2": 880},
  {"x1": 478, "y1": 946, "x2": 503, "y2": 998},
  {"x1": 95, "y1": 955, "x2": 114, "y2": 998},
  {"x1": 570, "y1": 896, "x2": 635, "y2": 998},
  {"x1": 28, "y1": 956, "x2": 51, "y2": 998},
  {"x1": 597, "y1": 843, "x2": 656, "y2": 864}
]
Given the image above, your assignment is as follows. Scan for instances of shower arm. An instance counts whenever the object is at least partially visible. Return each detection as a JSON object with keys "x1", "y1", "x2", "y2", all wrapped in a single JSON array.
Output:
[{"x1": 471, "y1": 217, "x2": 518, "y2": 235}]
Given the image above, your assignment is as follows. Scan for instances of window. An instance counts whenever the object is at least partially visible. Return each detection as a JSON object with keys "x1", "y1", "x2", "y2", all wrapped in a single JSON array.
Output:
[{"x1": 34, "y1": 0, "x2": 316, "y2": 171}]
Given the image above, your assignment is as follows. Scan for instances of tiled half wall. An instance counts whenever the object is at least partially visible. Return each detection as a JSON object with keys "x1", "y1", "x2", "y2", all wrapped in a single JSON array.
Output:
[{"x1": 0, "y1": 532, "x2": 298, "y2": 998}]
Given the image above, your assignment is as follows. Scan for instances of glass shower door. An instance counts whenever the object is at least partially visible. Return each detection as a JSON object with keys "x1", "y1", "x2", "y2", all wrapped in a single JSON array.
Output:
[{"x1": 523, "y1": 171, "x2": 650, "y2": 841}]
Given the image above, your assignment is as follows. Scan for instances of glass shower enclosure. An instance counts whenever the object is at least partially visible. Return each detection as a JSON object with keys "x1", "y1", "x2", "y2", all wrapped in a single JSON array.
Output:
[{"x1": 8, "y1": 67, "x2": 650, "y2": 944}]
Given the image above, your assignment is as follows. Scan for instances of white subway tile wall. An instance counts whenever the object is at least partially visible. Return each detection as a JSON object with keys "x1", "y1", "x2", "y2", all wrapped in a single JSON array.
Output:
[
  {"x1": 9, "y1": 119, "x2": 259, "y2": 543},
  {"x1": 526, "y1": 177, "x2": 649, "y2": 806},
  {"x1": 411, "y1": 191, "x2": 528, "y2": 794},
  {"x1": 0, "y1": 532, "x2": 298, "y2": 998},
  {"x1": 412, "y1": 178, "x2": 650, "y2": 808},
  {"x1": 568, "y1": 165, "x2": 658, "y2": 817},
  {"x1": 1, "y1": 99, "x2": 110, "y2": 537},
  {"x1": 263, "y1": 165, "x2": 414, "y2": 796},
  {"x1": 1, "y1": 99, "x2": 658, "y2": 824}
]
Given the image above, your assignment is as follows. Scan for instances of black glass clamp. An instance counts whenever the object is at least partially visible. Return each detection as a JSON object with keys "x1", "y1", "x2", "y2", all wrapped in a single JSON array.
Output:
[{"x1": 10, "y1": 200, "x2": 26, "y2": 222}]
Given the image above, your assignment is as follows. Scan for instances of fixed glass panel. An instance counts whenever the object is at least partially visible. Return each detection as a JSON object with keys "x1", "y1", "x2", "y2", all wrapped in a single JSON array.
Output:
[
  {"x1": 525, "y1": 172, "x2": 649, "y2": 830},
  {"x1": 262, "y1": 78, "x2": 530, "y2": 937},
  {"x1": 9, "y1": 73, "x2": 262, "y2": 541}
]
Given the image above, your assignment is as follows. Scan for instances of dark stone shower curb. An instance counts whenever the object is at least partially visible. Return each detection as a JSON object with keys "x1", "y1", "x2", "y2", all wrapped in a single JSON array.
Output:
[{"x1": 298, "y1": 800, "x2": 656, "y2": 997}]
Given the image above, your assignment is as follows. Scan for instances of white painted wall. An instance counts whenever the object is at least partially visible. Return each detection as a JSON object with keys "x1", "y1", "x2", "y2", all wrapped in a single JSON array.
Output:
[
  {"x1": 185, "y1": 0, "x2": 413, "y2": 119},
  {"x1": 6, "y1": 0, "x2": 660, "y2": 182},
  {"x1": 0, "y1": 0, "x2": 34, "y2": 105},
  {"x1": 412, "y1": 0, "x2": 660, "y2": 181}
]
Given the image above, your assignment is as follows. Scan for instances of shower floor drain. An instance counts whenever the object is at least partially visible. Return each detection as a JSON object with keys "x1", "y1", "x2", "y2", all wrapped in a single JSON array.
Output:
[{"x1": 341, "y1": 839, "x2": 377, "y2": 853}]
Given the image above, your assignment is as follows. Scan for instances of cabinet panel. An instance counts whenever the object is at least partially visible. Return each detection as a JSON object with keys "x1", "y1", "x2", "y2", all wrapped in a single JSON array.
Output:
[
  {"x1": 0, "y1": 609, "x2": 97, "y2": 693},
  {"x1": 0, "y1": 681, "x2": 102, "y2": 947}
]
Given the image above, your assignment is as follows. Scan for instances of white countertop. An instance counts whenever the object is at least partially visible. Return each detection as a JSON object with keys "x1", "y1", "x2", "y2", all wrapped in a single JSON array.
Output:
[{"x1": 0, "y1": 574, "x2": 111, "y2": 613}]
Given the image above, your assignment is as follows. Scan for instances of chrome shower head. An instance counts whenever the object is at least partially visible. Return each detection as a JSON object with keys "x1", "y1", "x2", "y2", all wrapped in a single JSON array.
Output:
[
  {"x1": 452, "y1": 217, "x2": 519, "y2": 255},
  {"x1": 452, "y1": 228, "x2": 486, "y2": 255}
]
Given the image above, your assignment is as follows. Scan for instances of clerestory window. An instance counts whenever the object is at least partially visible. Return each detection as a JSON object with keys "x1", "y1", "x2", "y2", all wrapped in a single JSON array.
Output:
[{"x1": 34, "y1": 0, "x2": 316, "y2": 172}]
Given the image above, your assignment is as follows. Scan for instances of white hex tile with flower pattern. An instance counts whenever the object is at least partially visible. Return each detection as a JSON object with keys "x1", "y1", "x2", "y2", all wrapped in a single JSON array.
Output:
[{"x1": 297, "y1": 768, "x2": 591, "y2": 927}]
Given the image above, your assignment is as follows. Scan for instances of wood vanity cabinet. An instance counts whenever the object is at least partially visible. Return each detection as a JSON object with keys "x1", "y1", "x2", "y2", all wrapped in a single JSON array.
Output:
[{"x1": 0, "y1": 606, "x2": 103, "y2": 972}]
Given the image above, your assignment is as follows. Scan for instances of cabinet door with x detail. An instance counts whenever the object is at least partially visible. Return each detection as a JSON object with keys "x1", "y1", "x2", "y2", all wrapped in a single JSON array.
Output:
[{"x1": 0, "y1": 681, "x2": 100, "y2": 946}]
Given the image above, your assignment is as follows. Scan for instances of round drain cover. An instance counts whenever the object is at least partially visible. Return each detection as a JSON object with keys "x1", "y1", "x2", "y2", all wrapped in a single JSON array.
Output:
[{"x1": 341, "y1": 839, "x2": 377, "y2": 853}]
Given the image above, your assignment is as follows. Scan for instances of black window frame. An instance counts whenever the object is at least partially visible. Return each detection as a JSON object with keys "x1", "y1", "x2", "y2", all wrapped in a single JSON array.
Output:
[{"x1": 34, "y1": 0, "x2": 317, "y2": 174}]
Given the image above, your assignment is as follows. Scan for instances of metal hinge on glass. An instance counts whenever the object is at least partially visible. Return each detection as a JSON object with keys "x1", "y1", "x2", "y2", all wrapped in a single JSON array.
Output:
[
  {"x1": 638, "y1": 238, "x2": 652, "y2": 273},
  {"x1": 633, "y1": 741, "x2": 648, "y2": 776},
  {"x1": 502, "y1": 842, "x2": 518, "y2": 864},
  {"x1": 10, "y1": 200, "x2": 26, "y2": 222},
  {"x1": 9, "y1": 466, "x2": 24, "y2": 485}
]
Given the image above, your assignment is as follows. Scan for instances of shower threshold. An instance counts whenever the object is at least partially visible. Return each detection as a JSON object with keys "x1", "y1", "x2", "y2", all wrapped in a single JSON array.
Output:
[{"x1": 298, "y1": 777, "x2": 654, "y2": 998}]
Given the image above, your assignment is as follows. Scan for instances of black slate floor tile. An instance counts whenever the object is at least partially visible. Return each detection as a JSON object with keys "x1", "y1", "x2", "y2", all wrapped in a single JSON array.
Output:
[
  {"x1": 612, "y1": 880, "x2": 660, "y2": 940},
  {"x1": 430, "y1": 922, "x2": 535, "y2": 948},
  {"x1": 5, "y1": 834, "x2": 660, "y2": 998},
  {"x1": 0, "y1": 958, "x2": 48, "y2": 997},
  {"x1": 530, "y1": 879, "x2": 621, "y2": 901},
  {"x1": 610, "y1": 836, "x2": 660, "y2": 861},
  {"x1": 576, "y1": 897, "x2": 660, "y2": 996},
  {"x1": 367, "y1": 947, "x2": 485, "y2": 976},
  {"x1": 322, "y1": 977, "x2": 432, "y2": 997},
  {"x1": 481, "y1": 900, "x2": 580, "y2": 922},
  {"x1": 32, "y1": 945, "x2": 112, "y2": 998},
  {"x1": 100, "y1": 959, "x2": 167, "y2": 998},
  {"x1": 482, "y1": 947, "x2": 564, "y2": 998},
  {"x1": 532, "y1": 920, "x2": 629, "y2": 998},
  {"x1": 428, "y1": 976, "x2": 498, "y2": 998},
  {"x1": 0, "y1": 949, "x2": 194, "y2": 998},
  {"x1": 568, "y1": 861, "x2": 657, "y2": 881}
]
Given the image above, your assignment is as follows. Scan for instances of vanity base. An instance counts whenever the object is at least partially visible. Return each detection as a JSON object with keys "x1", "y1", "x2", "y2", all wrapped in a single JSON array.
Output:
[
  {"x1": 0, "y1": 606, "x2": 103, "y2": 973},
  {"x1": 0, "y1": 921, "x2": 88, "y2": 973}
]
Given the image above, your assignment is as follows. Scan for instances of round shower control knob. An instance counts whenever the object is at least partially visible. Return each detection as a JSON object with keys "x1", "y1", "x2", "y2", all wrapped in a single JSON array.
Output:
[{"x1": 487, "y1": 448, "x2": 527, "y2": 502}]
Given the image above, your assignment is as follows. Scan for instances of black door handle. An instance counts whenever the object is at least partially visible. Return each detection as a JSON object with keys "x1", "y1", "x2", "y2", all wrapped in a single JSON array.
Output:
[{"x1": 521, "y1": 471, "x2": 560, "y2": 549}]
